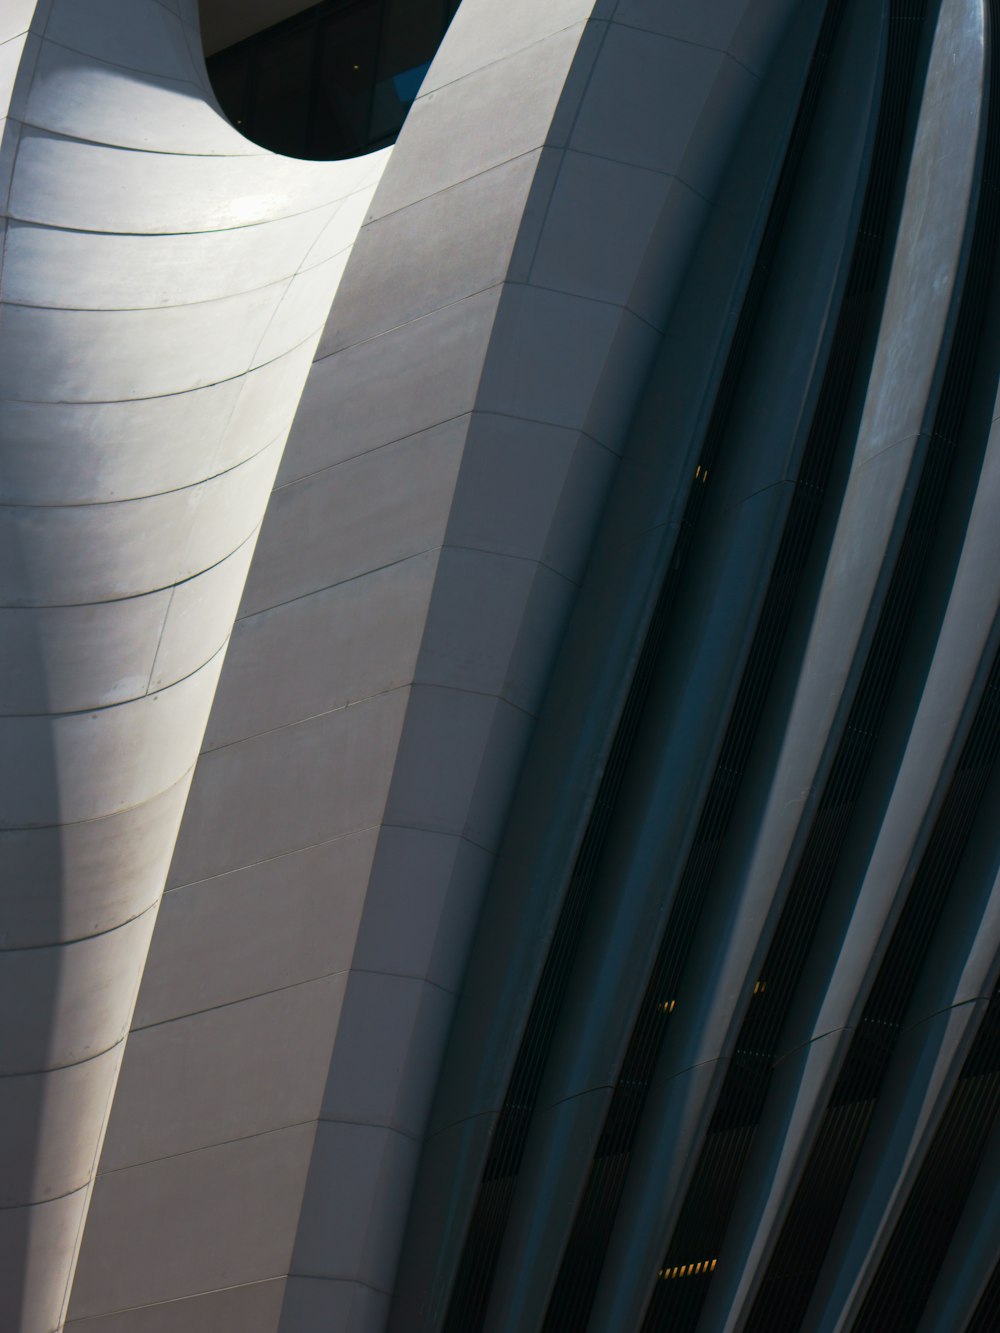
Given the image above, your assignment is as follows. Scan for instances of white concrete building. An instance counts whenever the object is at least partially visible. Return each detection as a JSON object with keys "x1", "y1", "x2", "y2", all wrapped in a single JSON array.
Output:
[{"x1": 2, "y1": 2, "x2": 999, "y2": 1331}]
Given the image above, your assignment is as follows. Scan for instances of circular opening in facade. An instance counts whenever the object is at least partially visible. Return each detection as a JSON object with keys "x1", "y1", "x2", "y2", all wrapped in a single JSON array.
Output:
[{"x1": 199, "y1": 0, "x2": 459, "y2": 159}]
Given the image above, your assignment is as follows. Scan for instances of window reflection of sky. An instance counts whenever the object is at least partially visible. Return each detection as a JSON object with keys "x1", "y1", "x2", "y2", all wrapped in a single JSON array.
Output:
[{"x1": 392, "y1": 61, "x2": 431, "y2": 104}]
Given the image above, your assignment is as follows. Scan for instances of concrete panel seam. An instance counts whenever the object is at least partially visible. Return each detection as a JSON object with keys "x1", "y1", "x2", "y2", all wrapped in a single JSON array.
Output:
[
  {"x1": 541, "y1": 19, "x2": 609, "y2": 158},
  {"x1": 5, "y1": 193, "x2": 346, "y2": 240},
  {"x1": 0, "y1": 439, "x2": 284, "y2": 502},
  {"x1": 272, "y1": 412, "x2": 617, "y2": 498},
  {"x1": 316, "y1": 1115, "x2": 422, "y2": 1145},
  {"x1": 228, "y1": 553, "x2": 439, "y2": 625},
  {"x1": 66, "y1": 1280, "x2": 295, "y2": 1326},
  {"x1": 163, "y1": 821, "x2": 386, "y2": 895},
  {"x1": 0, "y1": 1181, "x2": 88, "y2": 1214},
  {"x1": 198, "y1": 683, "x2": 412, "y2": 757},
  {"x1": 721, "y1": 475, "x2": 799, "y2": 515},
  {"x1": 412, "y1": 19, "x2": 601, "y2": 106},
  {"x1": 132, "y1": 966, "x2": 458, "y2": 1037},
  {"x1": 607, "y1": 15, "x2": 764, "y2": 81},
  {"x1": 62, "y1": 1274, "x2": 288, "y2": 1326},
  {"x1": 16, "y1": 119, "x2": 271, "y2": 161},
  {"x1": 348, "y1": 968, "x2": 456, "y2": 1000},
  {"x1": 772, "y1": 1026, "x2": 860, "y2": 1068},
  {"x1": 286, "y1": 1274, "x2": 390, "y2": 1295},
  {"x1": 439, "y1": 542, "x2": 581, "y2": 588},
  {"x1": 3, "y1": 535, "x2": 256, "y2": 610},
  {"x1": 901, "y1": 994, "x2": 998, "y2": 1035},
  {"x1": 0, "y1": 324, "x2": 321, "y2": 405},
  {"x1": 1, "y1": 273, "x2": 313, "y2": 315},
  {"x1": 0, "y1": 641, "x2": 227, "y2": 720},
  {"x1": 0, "y1": 900, "x2": 160, "y2": 954},
  {"x1": 853, "y1": 429, "x2": 927, "y2": 474},
  {"x1": 0, "y1": 1180, "x2": 90, "y2": 1213},
  {"x1": 96, "y1": 1117, "x2": 325, "y2": 1179},
  {"x1": 232, "y1": 547, "x2": 578, "y2": 642},
  {"x1": 0, "y1": 1033, "x2": 126, "y2": 1081},
  {"x1": 36, "y1": 34, "x2": 201, "y2": 89},
  {"x1": 503, "y1": 275, "x2": 660, "y2": 331},
  {"x1": 1, "y1": 762, "x2": 197, "y2": 834},
  {"x1": 311, "y1": 282, "x2": 506, "y2": 364},
  {"x1": 132, "y1": 970, "x2": 353, "y2": 1034},
  {"x1": 379, "y1": 820, "x2": 498, "y2": 859},
  {"x1": 345, "y1": 147, "x2": 544, "y2": 233}
]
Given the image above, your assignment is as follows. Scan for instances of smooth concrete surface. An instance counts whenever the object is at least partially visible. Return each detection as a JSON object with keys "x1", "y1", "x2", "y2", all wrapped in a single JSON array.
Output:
[
  {"x1": 417, "y1": 0, "x2": 831, "y2": 1144},
  {"x1": 63, "y1": 0, "x2": 788, "y2": 1329},
  {"x1": 0, "y1": 2, "x2": 387, "y2": 1330}
]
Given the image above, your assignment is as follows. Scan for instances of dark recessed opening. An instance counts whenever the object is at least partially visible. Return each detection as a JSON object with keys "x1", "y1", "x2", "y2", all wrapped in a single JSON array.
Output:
[{"x1": 201, "y1": 0, "x2": 460, "y2": 159}]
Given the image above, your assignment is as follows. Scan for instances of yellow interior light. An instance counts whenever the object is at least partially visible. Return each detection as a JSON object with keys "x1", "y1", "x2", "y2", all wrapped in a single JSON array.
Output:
[{"x1": 660, "y1": 1259, "x2": 718, "y2": 1280}]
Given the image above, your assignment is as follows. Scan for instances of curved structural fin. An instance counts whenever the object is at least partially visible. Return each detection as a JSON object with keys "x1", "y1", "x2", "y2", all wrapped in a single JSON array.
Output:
[
  {"x1": 915, "y1": 1079, "x2": 1000, "y2": 1333},
  {"x1": 478, "y1": 2, "x2": 888, "y2": 1329},
  {"x1": 390, "y1": 2, "x2": 838, "y2": 1329},
  {"x1": 0, "y1": 3, "x2": 388, "y2": 1331}
]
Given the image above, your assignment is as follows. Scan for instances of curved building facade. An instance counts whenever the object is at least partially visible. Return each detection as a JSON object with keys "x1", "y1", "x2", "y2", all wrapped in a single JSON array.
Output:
[{"x1": 1, "y1": 1, "x2": 998, "y2": 1331}]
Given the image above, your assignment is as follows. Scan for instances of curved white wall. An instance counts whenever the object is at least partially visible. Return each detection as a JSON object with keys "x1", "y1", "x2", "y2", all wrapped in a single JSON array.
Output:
[
  {"x1": 0, "y1": 4, "x2": 387, "y2": 1330},
  {"x1": 63, "y1": 2, "x2": 817, "y2": 1332}
]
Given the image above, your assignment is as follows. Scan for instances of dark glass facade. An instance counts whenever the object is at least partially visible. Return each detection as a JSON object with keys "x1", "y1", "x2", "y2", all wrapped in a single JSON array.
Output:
[{"x1": 391, "y1": 0, "x2": 1000, "y2": 1329}]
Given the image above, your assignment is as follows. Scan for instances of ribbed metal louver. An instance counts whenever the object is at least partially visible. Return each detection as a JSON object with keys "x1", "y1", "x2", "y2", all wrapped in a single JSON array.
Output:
[{"x1": 394, "y1": 0, "x2": 1000, "y2": 1330}]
